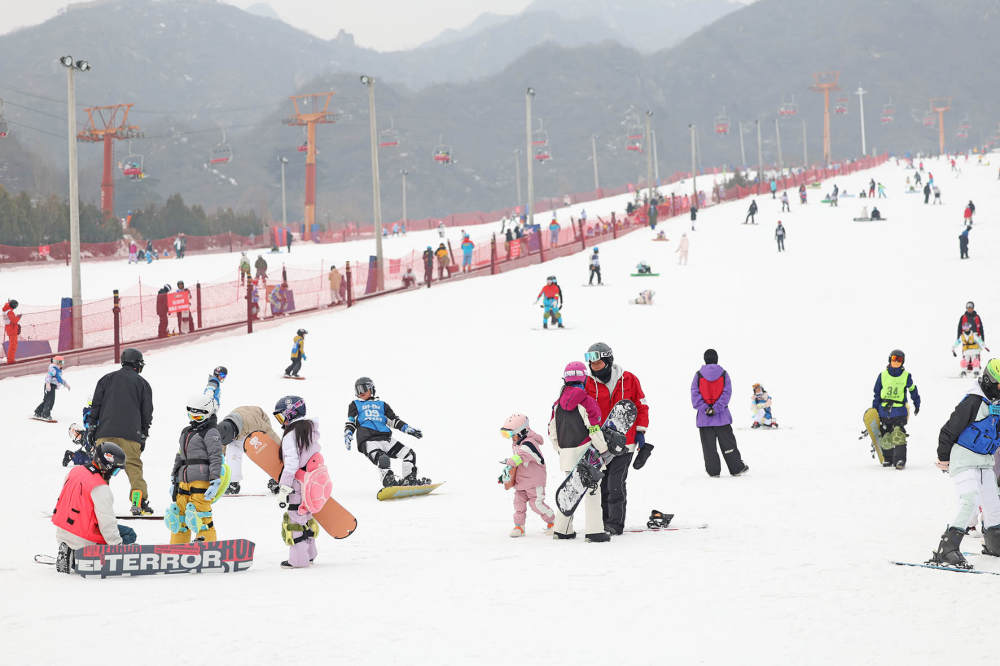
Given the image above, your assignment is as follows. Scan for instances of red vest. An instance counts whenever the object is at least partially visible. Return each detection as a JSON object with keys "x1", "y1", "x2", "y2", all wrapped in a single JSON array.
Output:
[
  {"x1": 698, "y1": 371, "x2": 726, "y2": 405},
  {"x1": 52, "y1": 465, "x2": 108, "y2": 544}
]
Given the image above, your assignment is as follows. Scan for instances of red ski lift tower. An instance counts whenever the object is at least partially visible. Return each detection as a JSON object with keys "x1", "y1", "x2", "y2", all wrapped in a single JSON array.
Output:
[
  {"x1": 284, "y1": 92, "x2": 336, "y2": 241},
  {"x1": 809, "y1": 71, "x2": 840, "y2": 164},
  {"x1": 929, "y1": 97, "x2": 951, "y2": 154},
  {"x1": 77, "y1": 104, "x2": 141, "y2": 218}
]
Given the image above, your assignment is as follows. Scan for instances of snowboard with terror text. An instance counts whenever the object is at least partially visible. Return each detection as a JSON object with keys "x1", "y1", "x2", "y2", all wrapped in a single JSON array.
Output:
[
  {"x1": 555, "y1": 399, "x2": 637, "y2": 516},
  {"x1": 67, "y1": 539, "x2": 254, "y2": 578},
  {"x1": 243, "y1": 431, "x2": 357, "y2": 539}
]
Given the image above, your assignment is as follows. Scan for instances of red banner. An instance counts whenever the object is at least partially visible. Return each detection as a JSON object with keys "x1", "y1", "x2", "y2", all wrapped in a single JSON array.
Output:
[{"x1": 167, "y1": 291, "x2": 190, "y2": 314}]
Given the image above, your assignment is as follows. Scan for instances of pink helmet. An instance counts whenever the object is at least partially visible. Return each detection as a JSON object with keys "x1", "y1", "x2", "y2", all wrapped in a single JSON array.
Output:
[
  {"x1": 563, "y1": 361, "x2": 588, "y2": 384},
  {"x1": 501, "y1": 413, "x2": 529, "y2": 439}
]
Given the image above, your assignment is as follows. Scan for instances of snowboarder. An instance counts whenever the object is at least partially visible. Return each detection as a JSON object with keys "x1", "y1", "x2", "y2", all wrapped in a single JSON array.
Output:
[
  {"x1": 745, "y1": 200, "x2": 758, "y2": 224},
  {"x1": 437, "y1": 221, "x2": 446, "y2": 238},
  {"x1": 775, "y1": 221, "x2": 786, "y2": 252},
  {"x1": 435, "y1": 243, "x2": 449, "y2": 279},
  {"x1": 964, "y1": 203, "x2": 974, "y2": 226},
  {"x1": 870, "y1": 207, "x2": 882, "y2": 220},
  {"x1": 167, "y1": 394, "x2": 225, "y2": 544},
  {"x1": 33, "y1": 355, "x2": 69, "y2": 420},
  {"x1": 869, "y1": 179, "x2": 876, "y2": 197},
  {"x1": 588, "y1": 248, "x2": 602, "y2": 285},
  {"x1": 204, "y1": 365, "x2": 227, "y2": 406},
  {"x1": 535, "y1": 276, "x2": 564, "y2": 329},
  {"x1": 631, "y1": 289, "x2": 655, "y2": 305},
  {"x1": 216, "y1": 405, "x2": 282, "y2": 496},
  {"x1": 877, "y1": 182, "x2": 886, "y2": 198},
  {"x1": 958, "y1": 302, "x2": 985, "y2": 340},
  {"x1": 959, "y1": 226, "x2": 970, "y2": 259},
  {"x1": 548, "y1": 217, "x2": 561, "y2": 246},
  {"x1": 933, "y1": 184, "x2": 942, "y2": 205},
  {"x1": 635, "y1": 261, "x2": 652, "y2": 274},
  {"x1": 872, "y1": 349, "x2": 921, "y2": 469},
  {"x1": 923, "y1": 182, "x2": 931, "y2": 204},
  {"x1": 499, "y1": 414, "x2": 555, "y2": 537},
  {"x1": 422, "y1": 247, "x2": 434, "y2": 286},
  {"x1": 584, "y1": 342, "x2": 651, "y2": 534},
  {"x1": 676, "y1": 233, "x2": 689, "y2": 265},
  {"x1": 272, "y1": 395, "x2": 328, "y2": 568},
  {"x1": 254, "y1": 255, "x2": 268, "y2": 281},
  {"x1": 284, "y1": 329, "x2": 306, "y2": 378},
  {"x1": 4, "y1": 298, "x2": 20, "y2": 364},
  {"x1": 548, "y1": 361, "x2": 611, "y2": 542},
  {"x1": 780, "y1": 190, "x2": 790, "y2": 212},
  {"x1": 798, "y1": 183, "x2": 807, "y2": 204},
  {"x1": 691, "y1": 349, "x2": 749, "y2": 477},
  {"x1": 52, "y1": 441, "x2": 137, "y2": 572},
  {"x1": 344, "y1": 377, "x2": 428, "y2": 487},
  {"x1": 750, "y1": 383, "x2": 777, "y2": 428},
  {"x1": 954, "y1": 322, "x2": 986, "y2": 376},
  {"x1": 929, "y1": 359, "x2": 1000, "y2": 569},
  {"x1": 689, "y1": 204, "x2": 697, "y2": 230}
]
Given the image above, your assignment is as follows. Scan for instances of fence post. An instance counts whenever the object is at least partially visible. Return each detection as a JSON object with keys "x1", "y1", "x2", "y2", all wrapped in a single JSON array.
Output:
[
  {"x1": 113, "y1": 289, "x2": 121, "y2": 364},
  {"x1": 346, "y1": 262, "x2": 354, "y2": 307},
  {"x1": 490, "y1": 234, "x2": 497, "y2": 275},
  {"x1": 538, "y1": 231, "x2": 546, "y2": 263},
  {"x1": 578, "y1": 219, "x2": 586, "y2": 250},
  {"x1": 246, "y1": 282, "x2": 253, "y2": 334},
  {"x1": 196, "y1": 282, "x2": 202, "y2": 329},
  {"x1": 228, "y1": 231, "x2": 232, "y2": 253}
]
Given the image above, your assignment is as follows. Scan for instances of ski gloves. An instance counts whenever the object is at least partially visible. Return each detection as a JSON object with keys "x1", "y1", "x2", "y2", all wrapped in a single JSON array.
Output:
[
  {"x1": 403, "y1": 424, "x2": 423, "y2": 439},
  {"x1": 632, "y1": 432, "x2": 654, "y2": 470},
  {"x1": 203, "y1": 478, "x2": 222, "y2": 502},
  {"x1": 705, "y1": 406, "x2": 716, "y2": 416},
  {"x1": 344, "y1": 429, "x2": 353, "y2": 450}
]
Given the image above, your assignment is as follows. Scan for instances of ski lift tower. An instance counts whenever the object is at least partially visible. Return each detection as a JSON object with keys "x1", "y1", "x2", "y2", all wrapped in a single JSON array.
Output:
[
  {"x1": 809, "y1": 71, "x2": 840, "y2": 164},
  {"x1": 929, "y1": 97, "x2": 951, "y2": 154},
  {"x1": 77, "y1": 104, "x2": 141, "y2": 218},
  {"x1": 284, "y1": 92, "x2": 336, "y2": 241}
]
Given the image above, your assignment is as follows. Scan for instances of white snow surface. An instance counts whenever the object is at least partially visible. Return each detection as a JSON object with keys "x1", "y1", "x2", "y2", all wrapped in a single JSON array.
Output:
[{"x1": 3, "y1": 155, "x2": 996, "y2": 665}]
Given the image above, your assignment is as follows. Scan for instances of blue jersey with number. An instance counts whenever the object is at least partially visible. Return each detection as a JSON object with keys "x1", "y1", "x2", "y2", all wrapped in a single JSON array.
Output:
[
  {"x1": 352, "y1": 399, "x2": 391, "y2": 433},
  {"x1": 346, "y1": 398, "x2": 408, "y2": 446}
]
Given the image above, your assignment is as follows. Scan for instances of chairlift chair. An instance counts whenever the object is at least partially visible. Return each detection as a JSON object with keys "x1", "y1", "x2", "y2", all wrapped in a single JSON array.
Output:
[
  {"x1": 714, "y1": 112, "x2": 729, "y2": 135},
  {"x1": 379, "y1": 119, "x2": 399, "y2": 148},
  {"x1": 210, "y1": 128, "x2": 233, "y2": 165},
  {"x1": 433, "y1": 142, "x2": 452, "y2": 164},
  {"x1": 778, "y1": 96, "x2": 797, "y2": 118},
  {"x1": 119, "y1": 141, "x2": 144, "y2": 180},
  {"x1": 532, "y1": 120, "x2": 551, "y2": 161},
  {"x1": 834, "y1": 97, "x2": 848, "y2": 115}
]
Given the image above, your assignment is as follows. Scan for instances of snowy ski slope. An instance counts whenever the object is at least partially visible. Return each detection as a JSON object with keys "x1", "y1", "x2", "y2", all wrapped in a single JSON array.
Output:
[{"x1": 3, "y1": 154, "x2": 997, "y2": 665}]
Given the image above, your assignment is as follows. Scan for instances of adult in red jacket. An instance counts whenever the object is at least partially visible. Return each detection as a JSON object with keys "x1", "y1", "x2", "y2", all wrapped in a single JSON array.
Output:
[
  {"x1": 958, "y1": 301, "x2": 985, "y2": 341},
  {"x1": 3, "y1": 299, "x2": 21, "y2": 364},
  {"x1": 51, "y1": 442, "x2": 136, "y2": 572},
  {"x1": 584, "y1": 341, "x2": 650, "y2": 535}
]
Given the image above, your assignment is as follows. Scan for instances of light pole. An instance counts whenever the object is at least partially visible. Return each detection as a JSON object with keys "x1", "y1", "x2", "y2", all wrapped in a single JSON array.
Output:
[
  {"x1": 651, "y1": 128, "x2": 660, "y2": 185},
  {"x1": 513, "y1": 149, "x2": 522, "y2": 212},
  {"x1": 802, "y1": 119, "x2": 808, "y2": 166},
  {"x1": 756, "y1": 119, "x2": 763, "y2": 192},
  {"x1": 524, "y1": 87, "x2": 535, "y2": 226},
  {"x1": 775, "y1": 118, "x2": 784, "y2": 175},
  {"x1": 645, "y1": 110, "x2": 653, "y2": 199},
  {"x1": 689, "y1": 124, "x2": 697, "y2": 198},
  {"x1": 400, "y1": 169, "x2": 408, "y2": 228},
  {"x1": 360, "y1": 75, "x2": 384, "y2": 291},
  {"x1": 590, "y1": 134, "x2": 599, "y2": 190},
  {"x1": 278, "y1": 156, "x2": 288, "y2": 228},
  {"x1": 60, "y1": 55, "x2": 89, "y2": 349},
  {"x1": 855, "y1": 84, "x2": 868, "y2": 156}
]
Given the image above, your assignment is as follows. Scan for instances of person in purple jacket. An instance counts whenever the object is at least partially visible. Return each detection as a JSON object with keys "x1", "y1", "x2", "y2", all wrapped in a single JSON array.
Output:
[{"x1": 690, "y1": 349, "x2": 749, "y2": 477}]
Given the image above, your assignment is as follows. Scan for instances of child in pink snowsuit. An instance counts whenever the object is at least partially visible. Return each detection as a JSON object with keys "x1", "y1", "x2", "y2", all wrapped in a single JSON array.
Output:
[{"x1": 500, "y1": 414, "x2": 555, "y2": 537}]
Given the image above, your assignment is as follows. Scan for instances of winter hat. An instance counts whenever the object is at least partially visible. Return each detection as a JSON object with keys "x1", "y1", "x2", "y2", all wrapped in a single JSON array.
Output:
[
  {"x1": 704, "y1": 349, "x2": 719, "y2": 364},
  {"x1": 562, "y1": 361, "x2": 588, "y2": 384}
]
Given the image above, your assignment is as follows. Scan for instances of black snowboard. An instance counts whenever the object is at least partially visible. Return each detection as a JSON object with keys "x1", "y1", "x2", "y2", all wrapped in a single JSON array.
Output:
[{"x1": 37, "y1": 538, "x2": 255, "y2": 578}]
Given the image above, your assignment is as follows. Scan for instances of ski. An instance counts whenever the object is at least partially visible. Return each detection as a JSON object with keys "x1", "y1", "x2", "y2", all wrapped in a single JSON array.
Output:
[
  {"x1": 377, "y1": 482, "x2": 444, "y2": 501},
  {"x1": 889, "y1": 560, "x2": 1000, "y2": 576},
  {"x1": 221, "y1": 493, "x2": 271, "y2": 498}
]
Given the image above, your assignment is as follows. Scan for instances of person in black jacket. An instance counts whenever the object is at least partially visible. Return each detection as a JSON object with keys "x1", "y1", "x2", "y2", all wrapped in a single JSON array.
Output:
[
  {"x1": 89, "y1": 348, "x2": 154, "y2": 515},
  {"x1": 744, "y1": 199, "x2": 758, "y2": 224},
  {"x1": 958, "y1": 301, "x2": 985, "y2": 341}
]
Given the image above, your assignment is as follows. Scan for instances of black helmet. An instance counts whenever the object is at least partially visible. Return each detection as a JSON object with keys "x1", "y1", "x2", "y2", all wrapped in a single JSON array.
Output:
[
  {"x1": 7, "y1": 299, "x2": 17, "y2": 309},
  {"x1": 92, "y1": 441, "x2": 126, "y2": 480},
  {"x1": 121, "y1": 348, "x2": 145, "y2": 372},
  {"x1": 355, "y1": 376, "x2": 375, "y2": 397},
  {"x1": 273, "y1": 395, "x2": 306, "y2": 426},
  {"x1": 888, "y1": 349, "x2": 905, "y2": 365},
  {"x1": 297, "y1": 329, "x2": 308, "y2": 336},
  {"x1": 213, "y1": 366, "x2": 228, "y2": 380}
]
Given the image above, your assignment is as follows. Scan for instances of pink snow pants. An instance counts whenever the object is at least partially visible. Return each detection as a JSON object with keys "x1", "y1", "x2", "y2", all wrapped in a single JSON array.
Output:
[{"x1": 513, "y1": 486, "x2": 555, "y2": 526}]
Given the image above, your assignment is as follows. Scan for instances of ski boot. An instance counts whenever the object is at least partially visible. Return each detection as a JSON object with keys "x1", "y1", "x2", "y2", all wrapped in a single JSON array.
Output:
[
  {"x1": 381, "y1": 470, "x2": 398, "y2": 488},
  {"x1": 543, "y1": 322, "x2": 548, "y2": 329},
  {"x1": 557, "y1": 322, "x2": 564, "y2": 329},
  {"x1": 646, "y1": 509, "x2": 674, "y2": 529},
  {"x1": 770, "y1": 422, "x2": 779, "y2": 429},
  {"x1": 225, "y1": 481, "x2": 241, "y2": 496},
  {"x1": 928, "y1": 526, "x2": 972, "y2": 569},
  {"x1": 585, "y1": 531, "x2": 611, "y2": 543},
  {"x1": 267, "y1": 478, "x2": 280, "y2": 495},
  {"x1": 130, "y1": 493, "x2": 153, "y2": 516},
  {"x1": 400, "y1": 470, "x2": 430, "y2": 486},
  {"x1": 56, "y1": 542, "x2": 74, "y2": 574},
  {"x1": 510, "y1": 525, "x2": 525, "y2": 538},
  {"x1": 61, "y1": 450, "x2": 74, "y2": 467},
  {"x1": 982, "y1": 524, "x2": 1000, "y2": 556},
  {"x1": 751, "y1": 422, "x2": 761, "y2": 429}
]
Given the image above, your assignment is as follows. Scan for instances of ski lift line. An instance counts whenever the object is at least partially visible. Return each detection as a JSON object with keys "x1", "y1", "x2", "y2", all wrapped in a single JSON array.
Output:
[
  {"x1": 4, "y1": 119, "x2": 66, "y2": 139},
  {"x1": 2, "y1": 99, "x2": 68, "y2": 122}
]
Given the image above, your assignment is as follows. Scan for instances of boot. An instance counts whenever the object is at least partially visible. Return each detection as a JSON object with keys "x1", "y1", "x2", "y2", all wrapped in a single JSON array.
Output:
[
  {"x1": 510, "y1": 525, "x2": 524, "y2": 538},
  {"x1": 62, "y1": 450, "x2": 73, "y2": 467},
  {"x1": 268, "y1": 478, "x2": 280, "y2": 495},
  {"x1": 586, "y1": 531, "x2": 611, "y2": 543},
  {"x1": 56, "y1": 542, "x2": 74, "y2": 574},
  {"x1": 553, "y1": 531, "x2": 576, "y2": 540},
  {"x1": 224, "y1": 481, "x2": 241, "y2": 496},
  {"x1": 400, "y1": 470, "x2": 430, "y2": 486},
  {"x1": 982, "y1": 524, "x2": 1000, "y2": 556},
  {"x1": 381, "y1": 470, "x2": 397, "y2": 488},
  {"x1": 929, "y1": 526, "x2": 971, "y2": 568}
]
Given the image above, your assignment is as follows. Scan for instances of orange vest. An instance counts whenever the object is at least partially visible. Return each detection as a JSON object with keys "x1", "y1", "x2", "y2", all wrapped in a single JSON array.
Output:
[{"x1": 52, "y1": 465, "x2": 108, "y2": 543}]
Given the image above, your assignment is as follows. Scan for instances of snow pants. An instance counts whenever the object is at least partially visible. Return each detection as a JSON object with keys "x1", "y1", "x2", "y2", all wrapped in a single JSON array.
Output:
[
  {"x1": 170, "y1": 480, "x2": 216, "y2": 543},
  {"x1": 542, "y1": 298, "x2": 562, "y2": 326},
  {"x1": 677, "y1": 250, "x2": 688, "y2": 265},
  {"x1": 98, "y1": 436, "x2": 147, "y2": 502},
  {"x1": 949, "y1": 467, "x2": 1000, "y2": 531},
  {"x1": 960, "y1": 350, "x2": 981, "y2": 372},
  {"x1": 553, "y1": 447, "x2": 604, "y2": 537},
  {"x1": 34, "y1": 384, "x2": 57, "y2": 418},
  {"x1": 752, "y1": 407, "x2": 773, "y2": 426},
  {"x1": 589, "y1": 267, "x2": 602, "y2": 285},
  {"x1": 285, "y1": 357, "x2": 302, "y2": 376},
  {"x1": 359, "y1": 437, "x2": 416, "y2": 481},
  {"x1": 285, "y1": 479, "x2": 317, "y2": 568},
  {"x1": 776, "y1": 237, "x2": 785, "y2": 252},
  {"x1": 698, "y1": 425, "x2": 746, "y2": 476},
  {"x1": 601, "y1": 451, "x2": 634, "y2": 533},
  {"x1": 513, "y1": 486, "x2": 554, "y2": 527}
]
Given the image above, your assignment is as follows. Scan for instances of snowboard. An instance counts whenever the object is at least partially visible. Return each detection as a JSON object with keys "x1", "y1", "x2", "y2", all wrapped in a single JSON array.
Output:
[
  {"x1": 243, "y1": 431, "x2": 357, "y2": 539},
  {"x1": 377, "y1": 482, "x2": 444, "y2": 501},
  {"x1": 555, "y1": 399, "x2": 638, "y2": 517},
  {"x1": 630, "y1": 273, "x2": 660, "y2": 277},
  {"x1": 36, "y1": 539, "x2": 255, "y2": 578},
  {"x1": 30, "y1": 416, "x2": 57, "y2": 423},
  {"x1": 282, "y1": 375, "x2": 306, "y2": 380},
  {"x1": 861, "y1": 408, "x2": 886, "y2": 465},
  {"x1": 852, "y1": 217, "x2": 888, "y2": 222}
]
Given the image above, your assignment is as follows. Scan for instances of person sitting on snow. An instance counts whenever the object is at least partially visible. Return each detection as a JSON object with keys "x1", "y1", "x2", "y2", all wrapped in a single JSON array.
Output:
[
  {"x1": 635, "y1": 261, "x2": 652, "y2": 274},
  {"x1": 750, "y1": 383, "x2": 777, "y2": 429},
  {"x1": 632, "y1": 289, "x2": 655, "y2": 305}
]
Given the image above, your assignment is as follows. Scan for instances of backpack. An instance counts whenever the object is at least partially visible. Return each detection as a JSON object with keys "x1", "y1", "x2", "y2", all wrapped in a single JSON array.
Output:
[
  {"x1": 294, "y1": 452, "x2": 332, "y2": 515},
  {"x1": 697, "y1": 370, "x2": 727, "y2": 405}
]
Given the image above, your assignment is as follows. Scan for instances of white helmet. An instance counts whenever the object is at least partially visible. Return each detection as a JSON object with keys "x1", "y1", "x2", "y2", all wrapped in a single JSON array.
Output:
[{"x1": 186, "y1": 393, "x2": 217, "y2": 423}]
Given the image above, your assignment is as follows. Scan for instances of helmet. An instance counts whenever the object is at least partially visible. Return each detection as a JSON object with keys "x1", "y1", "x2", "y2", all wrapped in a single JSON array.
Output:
[
  {"x1": 121, "y1": 348, "x2": 145, "y2": 372},
  {"x1": 7, "y1": 299, "x2": 18, "y2": 309},
  {"x1": 967, "y1": 301, "x2": 975, "y2": 310},
  {"x1": 53, "y1": 355, "x2": 65, "y2": 366},
  {"x1": 593, "y1": 247, "x2": 599, "y2": 253},
  {"x1": 888, "y1": 349, "x2": 905, "y2": 365},
  {"x1": 500, "y1": 413, "x2": 529, "y2": 440},
  {"x1": 585, "y1": 342, "x2": 614, "y2": 366},
  {"x1": 752, "y1": 383, "x2": 763, "y2": 393},
  {"x1": 186, "y1": 393, "x2": 217, "y2": 423},
  {"x1": 213, "y1": 366, "x2": 228, "y2": 381},
  {"x1": 982, "y1": 359, "x2": 1000, "y2": 400},
  {"x1": 962, "y1": 321, "x2": 973, "y2": 332},
  {"x1": 297, "y1": 329, "x2": 308, "y2": 336},
  {"x1": 355, "y1": 376, "x2": 375, "y2": 397},
  {"x1": 563, "y1": 361, "x2": 588, "y2": 384},
  {"x1": 68, "y1": 422, "x2": 86, "y2": 445},
  {"x1": 273, "y1": 395, "x2": 306, "y2": 426},
  {"x1": 92, "y1": 441, "x2": 126, "y2": 480},
  {"x1": 546, "y1": 275, "x2": 557, "y2": 284}
]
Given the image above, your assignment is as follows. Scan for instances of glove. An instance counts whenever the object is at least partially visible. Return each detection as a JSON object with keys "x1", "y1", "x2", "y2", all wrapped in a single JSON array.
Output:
[
  {"x1": 634, "y1": 431, "x2": 646, "y2": 448},
  {"x1": 510, "y1": 454, "x2": 522, "y2": 467},
  {"x1": 344, "y1": 429, "x2": 353, "y2": 450},
  {"x1": 63, "y1": 382, "x2": 71, "y2": 391},
  {"x1": 276, "y1": 484, "x2": 293, "y2": 509},
  {"x1": 302, "y1": 354, "x2": 307, "y2": 361},
  {"x1": 404, "y1": 425, "x2": 423, "y2": 439},
  {"x1": 705, "y1": 405, "x2": 715, "y2": 416},
  {"x1": 633, "y1": 443, "x2": 654, "y2": 470},
  {"x1": 936, "y1": 460, "x2": 950, "y2": 471},
  {"x1": 952, "y1": 349, "x2": 957, "y2": 357},
  {"x1": 139, "y1": 432, "x2": 148, "y2": 452},
  {"x1": 914, "y1": 404, "x2": 920, "y2": 415},
  {"x1": 203, "y1": 478, "x2": 222, "y2": 502}
]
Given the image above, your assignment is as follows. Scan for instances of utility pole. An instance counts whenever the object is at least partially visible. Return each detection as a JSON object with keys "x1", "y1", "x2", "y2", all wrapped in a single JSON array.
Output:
[
  {"x1": 360, "y1": 76, "x2": 384, "y2": 291},
  {"x1": 645, "y1": 110, "x2": 653, "y2": 199},
  {"x1": 802, "y1": 119, "x2": 808, "y2": 166},
  {"x1": 514, "y1": 149, "x2": 522, "y2": 212},
  {"x1": 775, "y1": 118, "x2": 784, "y2": 174},
  {"x1": 278, "y1": 157, "x2": 288, "y2": 227},
  {"x1": 855, "y1": 85, "x2": 867, "y2": 155},
  {"x1": 60, "y1": 55, "x2": 90, "y2": 349},
  {"x1": 739, "y1": 121, "x2": 747, "y2": 168},
  {"x1": 689, "y1": 124, "x2": 697, "y2": 198},
  {"x1": 525, "y1": 88, "x2": 535, "y2": 225},
  {"x1": 756, "y1": 119, "x2": 763, "y2": 192},
  {"x1": 400, "y1": 169, "x2": 408, "y2": 228},
  {"x1": 591, "y1": 134, "x2": 600, "y2": 190},
  {"x1": 651, "y1": 129, "x2": 660, "y2": 185}
]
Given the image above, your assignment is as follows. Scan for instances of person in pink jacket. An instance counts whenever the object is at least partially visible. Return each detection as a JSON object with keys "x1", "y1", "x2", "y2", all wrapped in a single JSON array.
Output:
[{"x1": 499, "y1": 414, "x2": 555, "y2": 537}]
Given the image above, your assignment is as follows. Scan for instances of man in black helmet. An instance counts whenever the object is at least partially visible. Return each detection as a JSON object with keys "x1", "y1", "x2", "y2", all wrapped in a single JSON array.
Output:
[{"x1": 89, "y1": 348, "x2": 154, "y2": 515}]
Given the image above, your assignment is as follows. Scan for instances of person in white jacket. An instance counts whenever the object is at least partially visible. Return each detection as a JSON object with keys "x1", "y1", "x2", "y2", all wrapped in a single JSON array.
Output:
[{"x1": 676, "y1": 233, "x2": 689, "y2": 265}]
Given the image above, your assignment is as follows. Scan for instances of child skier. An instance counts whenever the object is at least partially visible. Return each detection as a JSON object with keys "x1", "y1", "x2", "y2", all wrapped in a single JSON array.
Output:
[
  {"x1": 548, "y1": 361, "x2": 612, "y2": 542},
  {"x1": 33, "y1": 355, "x2": 69, "y2": 420},
  {"x1": 954, "y1": 321, "x2": 987, "y2": 377},
  {"x1": 929, "y1": 359, "x2": 1000, "y2": 568},
  {"x1": 273, "y1": 395, "x2": 328, "y2": 568},
  {"x1": 344, "y1": 376, "x2": 428, "y2": 487},
  {"x1": 284, "y1": 329, "x2": 307, "y2": 378},
  {"x1": 204, "y1": 365, "x2": 227, "y2": 406},
  {"x1": 535, "y1": 276, "x2": 564, "y2": 329},
  {"x1": 167, "y1": 394, "x2": 225, "y2": 544},
  {"x1": 499, "y1": 414, "x2": 555, "y2": 537},
  {"x1": 751, "y1": 383, "x2": 778, "y2": 428},
  {"x1": 872, "y1": 349, "x2": 921, "y2": 469}
]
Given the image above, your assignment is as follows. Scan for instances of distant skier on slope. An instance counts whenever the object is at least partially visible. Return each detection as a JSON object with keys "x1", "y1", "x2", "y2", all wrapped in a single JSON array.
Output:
[
  {"x1": 872, "y1": 349, "x2": 921, "y2": 470},
  {"x1": 588, "y1": 248, "x2": 602, "y2": 286},
  {"x1": 204, "y1": 366, "x2": 227, "y2": 407},
  {"x1": 958, "y1": 301, "x2": 985, "y2": 341},
  {"x1": 535, "y1": 276, "x2": 564, "y2": 329},
  {"x1": 953, "y1": 321, "x2": 987, "y2": 377}
]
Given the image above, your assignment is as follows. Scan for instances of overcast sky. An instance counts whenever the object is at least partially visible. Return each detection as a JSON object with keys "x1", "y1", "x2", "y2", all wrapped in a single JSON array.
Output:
[{"x1": 1, "y1": 0, "x2": 538, "y2": 51}]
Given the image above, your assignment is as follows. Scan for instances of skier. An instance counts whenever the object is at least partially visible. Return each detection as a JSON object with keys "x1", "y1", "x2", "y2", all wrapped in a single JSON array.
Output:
[
  {"x1": 535, "y1": 276, "x2": 564, "y2": 329},
  {"x1": 435, "y1": 243, "x2": 449, "y2": 279},
  {"x1": 460, "y1": 234, "x2": 475, "y2": 273},
  {"x1": 548, "y1": 217, "x2": 561, "y2": 246},
  {"x1": 272, "y1": 395, "x2": 328, "y2": 568},
  {"x1": 744, "y1": 199, "x2": 758, "y2": 224},
  {"x1": 750, "y1": 383, "x2": 777, "y2": 428},
  {"x1": 869, "y1": 178, "x2": 876, "y2": 197},
  {"x1": 584, "y1": 342, "x2": 651, "y2": 534},
  {"x1": 872, "y1": 349, "x2": 921, "y2": 469},
  {"x1": 128, "y1": 240, "x2": 138, "y2": 264},
  {"x1": 437, "y1": 221, "x2": 446, "y2": 238},
  {"x1": 549, "y1": 361, "x2": 611, "y2": 542},
  {"x1": 238, "y1": 252, "x2": 251, "y2": 285},
  {"x1": 254, "y1": 254, "x2": 268, "y2": 281},
  {"x1": 775, "y1": 221, "x2": 786, "y2": 252},
  {"x1": 499, "y1": 414, "x2": 555, "y2": 537},
  {"x1": 588, "y1": 247, "x2": 602, "y2": 286},
  {"x1": 344, "y1": 377, "x2": 428, "y2": 487},
  {"x1": 676, "y1": 233, "x2": 689, "y2": 265},
  {"x1": 959, "y1": 226, "x2": 970, "y2": 259},
  {"x1": 958, "y1": 301, "x2": 985, "y2": 340},
  {"x1": 217, "y1": 405, "x2": 282, "y2": 495},
  {"x1": 689, "y1": 203, "x2": 697, "y2": 230},
  {"x1": 933, "y1": 184, "x2": 942, "y2": 205},
  {"x1": 52, "y1": 441, "x2": 137, "y2": 572},
  {"x1": 422, "y1": 246, "x2": 434, "y2": 286},
  {"x1": 968, "y1": 200, "x2": 976, "y2": 222},
  {"x1": 954, "y1": 321, "x2": 987, "y2": 377},
  {"x1": 923, "y1": 182, "x2": 931, "y2": 204},
  {"x1": 929, "y1": 359, "x2": 1000, "y2": 569},
  {"x1": 4, "y1": 298, "x2": 20, "y2": 364},
  {"x1": 780, "y1": 190, "x2": 790, "y2": 212},
  {"x1": 964, "y1": 203, "x2": 974, "y2": 227},
  {"x1": 798, "y1": 183, "x2": 807, "y2": 204},
  {"x1": 284, "y1": 329, "x2": 307, "y2": 378},
  {"x1": 769, "y1": 178, "x2": 777, "y2": 199},
  {"x1": 167, "y1": 394, "x2": 225, "y2": 544},
  {"x1": 204, "y1": 365, "x2": 227, "y2": 406},
  {"x1": 877, "y1": 182, "x2": 887, "y2": 198},
  {"x1": 691, "y1": 349, "x2": 749, "y2": 477},
  {"x1": 33, "y1": 355, "x2": 70, "y2": 420}
]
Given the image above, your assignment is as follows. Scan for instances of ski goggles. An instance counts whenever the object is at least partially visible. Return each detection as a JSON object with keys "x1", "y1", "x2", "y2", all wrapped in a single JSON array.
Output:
[
  {"x1": 889, "y1": 355, "x2": 904, "y2": 364},
  {"x1": 584, "y1": 350, "x2": 612, "y2": 362},
  {"x1": 188, "y1": 407, "x2": 211, "y2": 422},
  {"x1": 500, "y1": 428, "x2": 514, "y2": 439},
  {"x1": 273, "y1": 411, "x2": 288, "y2": 425}
]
